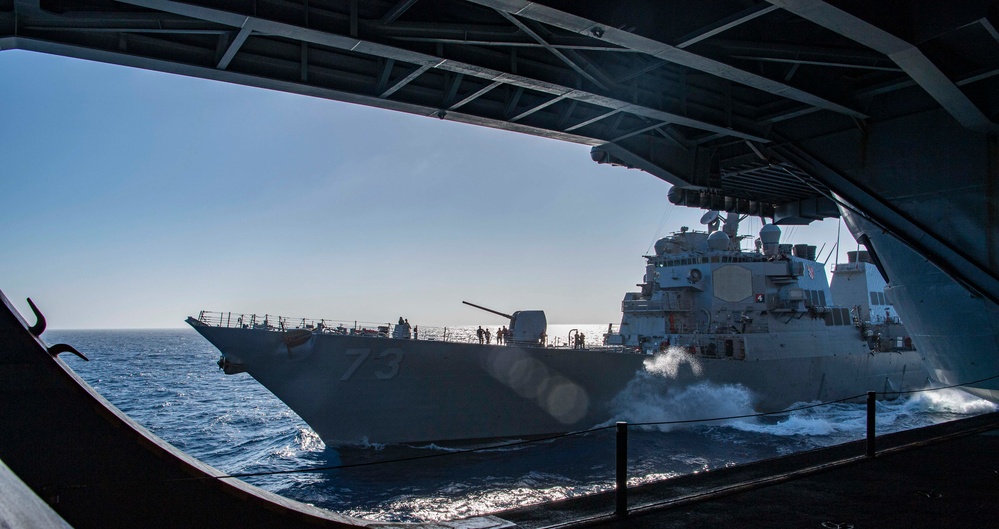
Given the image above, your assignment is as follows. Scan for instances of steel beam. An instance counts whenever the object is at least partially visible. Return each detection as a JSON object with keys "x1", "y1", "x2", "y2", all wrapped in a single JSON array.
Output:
[
  {"x1": 496, "y1": 10, "x2": 610, "y2": 92},
  {"x1": 731, "y1": 55, "x2": 903, "y2": 72},
  {"x1": 1, "y1": 36, "x2": 602, "y2": 145},
  {"x1": 564, "y1": 109, "x2": 619, "y2": 132},
  {"x1": 217, "y1": 25, "x2": 251, "y2": 70},
  {"x1": 448, "y1": 80, "x2": 502, "y2": 110},
  {"x1": 768, "y1": 0, "x2": 999, "y2": 133},
  {"x1": 465, "y1": 0, "x2": 867, "y2": 119},
  {"x1": 982, "y1": 17, "x2": 999, "y2": 43},
  {"x1": 389, "y1": 37, "x2": 635, "y2": 52},
  {"x1": 510, "y1": 93, "x2": 566, "y2": 122},
  {"x1": 112, "y1": 0, "x2": 769, "y2": 142},
  {"x1": 675, "y1": 4, "x2": 779, "y2": 48},
  {"x1": 380, "y1": 0, "x2": 421, "y2": 25},
  {"x1": 611, "y1": 121, "x2": 670, "y2": 143},
  {"x1": 380, "y1": 63, "x2": 436, "y2": 98}
]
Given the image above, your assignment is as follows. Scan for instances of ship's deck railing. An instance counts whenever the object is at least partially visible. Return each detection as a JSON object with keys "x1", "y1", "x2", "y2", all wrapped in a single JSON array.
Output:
[
  {"x1": 196, "y1": 310, "x2": 464, "y2": 341},
  {"x1": 196, "y1": 310, "x2": 398, "y2": 335},
  {"x1": 196, "y1": 310, "x2": 639, "y2": 348},
  {"x1": 195, "y1": 311, "x2": 649, "y2": 352}
]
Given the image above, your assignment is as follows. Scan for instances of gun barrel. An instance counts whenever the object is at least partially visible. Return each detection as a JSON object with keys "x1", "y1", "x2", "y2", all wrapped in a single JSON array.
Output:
[{"x1": 462, "y1": 301, "x2": 513, "y2": 320}]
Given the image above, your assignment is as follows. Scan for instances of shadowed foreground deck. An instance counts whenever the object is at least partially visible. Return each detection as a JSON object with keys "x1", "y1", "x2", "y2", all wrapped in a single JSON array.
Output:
[{"x1": 502, "y1": 412, "x2": 999, "y2": 529}]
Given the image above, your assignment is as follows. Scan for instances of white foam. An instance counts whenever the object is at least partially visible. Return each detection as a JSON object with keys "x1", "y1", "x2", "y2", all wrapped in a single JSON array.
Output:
[
  {"x1": 608, "y1": 373, "x2": 756, "y2": 431},
  {"x1": 729, "y1": 405, "x2": 865, "y2": 437},
  {"x1": 296, "y1": 427, "x2": 326, "y2": 452},
  {"x1": 907, "y1": 387, "x2": 998, "y2": 415},
  {"x1": 727, "y1": 388, "x2": 998, "y2": 441},
  {"x1": 341, "y1": 437, "x2": 385, "y2": 450},
  {"x1": 643, "y1": 347, "x2": 704, "y2": 378},
  {"x1": 405, "y1": 437, "x2": 560, "y2": 454}
]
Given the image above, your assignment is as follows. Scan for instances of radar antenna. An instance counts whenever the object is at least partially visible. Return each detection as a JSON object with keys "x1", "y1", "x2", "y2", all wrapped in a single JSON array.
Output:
[
  {"x1": 699, "y1": 210, "x2": 720, "y2": 225},
  {"x1": 700, "y1": 210, "x2": 721, "y2": 233}
]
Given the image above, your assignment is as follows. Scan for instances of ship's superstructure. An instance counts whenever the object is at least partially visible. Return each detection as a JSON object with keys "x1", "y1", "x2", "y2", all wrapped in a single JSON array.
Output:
[
  {"x1": 604, "y1": 213, "x2": 915, "y2": 359},
  {"x1": 830, "y1": 251, "x2": 912, "y2": 353}
]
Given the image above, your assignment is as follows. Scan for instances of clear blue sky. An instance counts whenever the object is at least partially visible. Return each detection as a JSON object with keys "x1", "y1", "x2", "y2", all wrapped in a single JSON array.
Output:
[{"x1": 0, "y1": 50, "x2": 849, "y2": 329}]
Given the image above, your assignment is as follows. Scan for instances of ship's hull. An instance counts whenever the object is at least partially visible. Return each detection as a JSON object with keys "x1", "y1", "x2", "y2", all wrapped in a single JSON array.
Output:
[
  {"x1": 842, "y1": 210, "x2": 999, "y2": 401},
  {"x1": 190, "y1": 322, "x2": 927, "y2": 445}
]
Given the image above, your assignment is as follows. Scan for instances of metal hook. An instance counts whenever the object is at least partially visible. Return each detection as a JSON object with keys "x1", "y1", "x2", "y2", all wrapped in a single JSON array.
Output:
[
  {"x1": 27, "y1": 298, "x2": 46, "y2": 336},
  {"x1": 48, "y1": 343, "x2": 89, "y2": 362}
]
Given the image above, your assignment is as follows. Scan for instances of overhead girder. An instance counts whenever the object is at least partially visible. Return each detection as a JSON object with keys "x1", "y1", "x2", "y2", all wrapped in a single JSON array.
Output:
[
  {"x1": 73, "y1": 0, "x2": 776, "y2": 143},
  {"x1": 674, "y1": 4, "x2": 780, "y2": 49},
  {"x1": 768, "y1": 0, "x2": 999, "y2": 133},
  {"x1": 2, "y1": 0, "x2": 874, "y2": 154},
  {"x1": 465, "y1": 0, "x2": 868, "y2": 119}
]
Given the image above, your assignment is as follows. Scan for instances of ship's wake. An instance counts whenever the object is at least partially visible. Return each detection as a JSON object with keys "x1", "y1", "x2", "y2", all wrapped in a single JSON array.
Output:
[
  {"x1": 723, "y1": 387, "x2": 998, "y2": 448},
  {"x1": 907, "y1": 387, "x2": 999, "y2": 415}
]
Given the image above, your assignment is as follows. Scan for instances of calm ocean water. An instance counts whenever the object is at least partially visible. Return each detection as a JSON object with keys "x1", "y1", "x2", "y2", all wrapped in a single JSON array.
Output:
[{"x1": 45, "y1": 327, "x2": 996, "y2": 522}]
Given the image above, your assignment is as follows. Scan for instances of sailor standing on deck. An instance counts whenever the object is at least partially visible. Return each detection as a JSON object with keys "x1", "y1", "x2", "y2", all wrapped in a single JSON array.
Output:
[{"x1": 477, "y1": 326, "x2": 484, "y2": 344}]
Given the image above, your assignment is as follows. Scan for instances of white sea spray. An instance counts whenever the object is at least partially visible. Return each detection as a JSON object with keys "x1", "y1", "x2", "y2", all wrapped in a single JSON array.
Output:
[
  {"x1": 643, "y1": 346, "x2": 704, "y2": 377},
  {"x1": 607, "y1": 376, "x2": 755, "y2": 431}
]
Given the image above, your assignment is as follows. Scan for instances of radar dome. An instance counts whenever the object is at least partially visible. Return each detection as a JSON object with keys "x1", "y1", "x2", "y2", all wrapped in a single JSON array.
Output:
[
  {"x1": 653, "y1": 238, "x2": 671, "y2": 256},
  {"x1": 759, "y1": 224, "x2": 781, "y2": 244},
  {"x1": 707, "y1": 231, "x2": 730, "y2": 251},
  {"x1": 760, "y1": 224, "x2": 781, "y2": 256}
]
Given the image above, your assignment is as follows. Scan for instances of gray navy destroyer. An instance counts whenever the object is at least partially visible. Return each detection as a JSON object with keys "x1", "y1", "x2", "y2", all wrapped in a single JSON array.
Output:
[{"x1": 188, "y1": 213, "x2": 928, "y2": 445}]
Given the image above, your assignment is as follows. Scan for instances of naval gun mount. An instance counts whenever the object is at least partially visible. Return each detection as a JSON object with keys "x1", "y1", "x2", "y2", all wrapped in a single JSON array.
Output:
[{"x1": 462, "y1": 301, "x2": 547, "y2": 347}]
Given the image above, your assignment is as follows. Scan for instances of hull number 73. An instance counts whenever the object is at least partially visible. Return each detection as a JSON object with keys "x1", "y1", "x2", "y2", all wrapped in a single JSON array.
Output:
[{"x1": 340, "y1": 348, "x2": 404, "y2": 380}]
